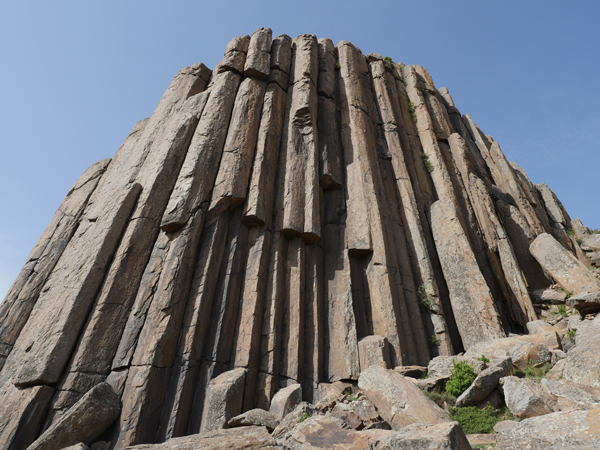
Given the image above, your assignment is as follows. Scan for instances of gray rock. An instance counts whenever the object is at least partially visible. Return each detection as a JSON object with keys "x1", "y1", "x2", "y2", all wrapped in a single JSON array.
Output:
[
  {"x1": 228, "y1": 408, "x2": 279, "y2": 432},
  {"x1": 379, "y1": 421, "x2": 471, "y2": 449},
  {"x1": 567, "y1": 291, "x2": 600, "y2": 316},
  {"x1": 27, "y1": 383, "x2": 120, "y2": 450},
  {"x1": 581, "y1": 234, "x2": 600, "y2": 252},
  {"x1": 495, "y1": 409, "x2": 600, "y2": 450},
  {"x1": 529, "y1": 288, "x2": 566, "y2": 304},
  {"x1": 61, "y1": 445, "x2": 89, "y2": 450},
  {"x1": 200, "y1": 368, "x2": 247, "y2": 432},
  {"x1": 500, "y1": 376, "x2": 553, "y2": 419},
  {"x1": 270, "y1": 384, "x2": 303, "y2": 421},
  {"x1": 541, "y1": 378, "x2": 600, "y2": 412},
  {"x1": 455, "y1": 357, "x2": 512, "y2": 407},
  {"x1": 563, "y1": 315, "x2": 600, "y2": 388},
  {"x1": 358, "y1": 335, "x2": 391, "y2": 371}
]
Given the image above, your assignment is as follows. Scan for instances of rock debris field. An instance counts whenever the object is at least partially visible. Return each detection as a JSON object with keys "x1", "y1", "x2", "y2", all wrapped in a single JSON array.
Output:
[{"x1": 1, "y1": 28, "x2": 599, "y2": 450}]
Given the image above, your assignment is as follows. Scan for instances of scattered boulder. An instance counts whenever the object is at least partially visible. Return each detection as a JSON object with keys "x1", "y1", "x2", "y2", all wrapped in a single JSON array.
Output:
[
  {"x1": 567, "y1": 292, "x2": 600, "y2": 316},
  {"x1": 358, "y1": 366, "x2": 451, "y2": 430},
  {"x1": 378, "y1": 421, "x2": 471, "y2": 450},
  {"x1": 26, "y1": 382, "x2": 120, "y2": 450},
  {"x1": 455, "y1": 357, "x2": 512, "y2": 407},
  {"x1": 408, "y1": 376, "x2": 446, "y2": 393},
  {"x1": 545, "y1": 359, "x2": 566, "y2": 380},
  {"x1": 62, "y1": 445, "x2": 89, "y2": 450},
  {"x1": 272, "y1": 402, "x2": 318, "y2": 439},
  {"x1": 529, "y1": 233, "x2": 600, "y2": 295},
  {"x1": 563, "y1": 315, "x2": 600, "y2": 388},
  {"x1": 358, "y1": 335, "x2": 391, "y2": 370},
  {"x1": 529, "y1": 288, "x2": 566, "y2": 304},
  {"x1": 495, "y1": 409, "x2": 600, "y2": 450},
  {"x1": 571, "y1": 218, "x2": 590, "y2": 240},
  {"x1": 541, "y1": 379, "x2": 600, "y2": 412},
  {"x1": 200, "y1": 368, "x2": 247, "y2": 432},
  {"x1": 393, "y1": 366, "x2": 427, "y2": 378},
  {"x1": 526, "y1": 320, "x2": 560, "y2": 335},
  {"x1": 427, "y1": 355, "x2": 486, "y2": 379},
  {"x1": 581, "y1": 234, "x2": 600, "y2": 252},
  {"x1": 270, "y1": 384, "x2": 303, "y2": 421},
  {"x1": 281, "y1": 415, "x2": 373, "y2": 450},
  {"x1": 500, "y1": 376, "x2": 553, "y2": 419},
  {"x1": 228, "y1": 408, "x2": 280, "y2": 432},
  {"x1": 123, "y1": 426, "x2": 279, "y2": 449}
]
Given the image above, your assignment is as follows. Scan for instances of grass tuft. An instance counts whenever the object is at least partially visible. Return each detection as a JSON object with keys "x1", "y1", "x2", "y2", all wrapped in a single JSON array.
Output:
[
  {"x1": 421, "y1": 152, "x2": 434, "y2": 173},
  {"x1": 449, "y1": 406, "x2": 518, "y2": 434}
]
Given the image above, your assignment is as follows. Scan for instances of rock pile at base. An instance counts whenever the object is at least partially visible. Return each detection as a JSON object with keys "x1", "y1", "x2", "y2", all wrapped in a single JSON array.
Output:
[{"x1": 0, "y1": 27, "x2": 598, "y2": 449}]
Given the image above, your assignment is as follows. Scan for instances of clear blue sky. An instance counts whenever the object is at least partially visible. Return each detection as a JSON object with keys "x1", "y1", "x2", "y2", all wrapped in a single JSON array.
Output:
[{"x1": 1, "y1": 1, "x2": 599, "y2": 299}]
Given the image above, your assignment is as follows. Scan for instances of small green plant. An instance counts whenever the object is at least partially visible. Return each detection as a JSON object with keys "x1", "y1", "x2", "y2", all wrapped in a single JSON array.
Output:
[
  {"x1": 421, "y1": 152, "x2": 434, "y2": 173},
  {"x1": 407, "y1": 101, "x2": 417, "y2": 123},
  {"x1": 590, "y1": 228, "x2": 600, "y2": 235},
  {"x1": 449, "y1": 406, "x2": 516, "y2": 434},
  {"x1": 567, "y1": 329, "x2": 577, "y2": 343},
  {"x1": 401, "y1": 79, "x2": 407, "y2": 87},
  {"x1": 300, "y1": 412, "x2": 309, "y2": 422},
  {"x1": 557, "y1": 304, "x2": 568, "y2": 317},
  {"x1": 383, "y1": 56, "x2": 393, "y2": 63},
  {"x1": 445, "y1": 360, "x2": 477, "y2": 397},
  {"x1": 420, "y1": 87, "x2": 430, "y2": 95},
  {"x1": 428, "y1": 335, "x2": 440, "y2": 347},
  {"x1": 515, "y1": 361, "x2": 552, "y2": 383},
  {"x1": 424, "y1": 391, "x2": 456, "y2": 407},
  {"x1": 334, "y1": 62, "x2": 341, "y2": 70},
  {"x1": 567, "y1": 229, "x2": 576, "y2": 238},
  {"x1": 477, "y1": 354, "x2": 490, "y2": 363},
  {"x1": 556, "y1": 286, "x2": 564, "y2": 291},
  {"x1": 417, "y1": 285, "x2": 432, "y2": 311},
  {"x1": 576, "y1": 237, "x2": 583, "y2": 245},
  {"x1": 565, "y1": 292, "x2": 573, "y2": 300}
]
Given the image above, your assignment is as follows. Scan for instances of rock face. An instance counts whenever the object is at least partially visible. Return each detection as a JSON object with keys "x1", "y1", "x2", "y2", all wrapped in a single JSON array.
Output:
[{"x1": 0, "y1": 29, "x2": 591, "y2": 449}]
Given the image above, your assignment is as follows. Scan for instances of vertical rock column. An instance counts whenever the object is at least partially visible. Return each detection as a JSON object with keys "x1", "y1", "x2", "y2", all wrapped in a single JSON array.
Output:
[
  {"x1": 112, "y1": 36, "x2": 247, "y2": 447},
  {"x1": 369, "y1": 56, "x2": 453, "y2": 357},
  {"x1": 0, "y1": 157, "x2": 111, "y2": 370}
]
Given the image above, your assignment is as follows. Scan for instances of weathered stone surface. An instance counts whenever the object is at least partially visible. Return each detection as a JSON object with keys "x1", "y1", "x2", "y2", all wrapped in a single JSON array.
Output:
[
  {"x1": 427, "y1": 355, "x2": 487, "y2": 379},
  {"x1": 228, "y1": 408, "x2": 279, "y2": 432},
  {"x1": 571, "y1": 218, "x2": 590, "y2": 240},
  {"x1": 217, "y1": 35, "x2": 250, "y2": 74},
  {"x1": 268, "y1": 35, "x2": 292, "y2": 90},
  {"x1": 495, "y1": 409, "x2": 600, "y2": 450},
  {"x1": 125, "y1": 427, "x2": 280, "y2": 450},
  {"x1": 455, "y1": 357, "x2": 512, "y2": 407},
  {"x1": 270, "y1": 384, "x2": 302, "y2": 421},
  {"x1": 500, "y1": 376, "x2": 553, "y2": 419},
  {"x1": 62, "y1": 444, "x2": 89, "y2": 450},
  {"x1": 529, "y1": 288, "x2": 566, "y2": 304},
  {"x1": 394, "y1": 366, "x2": 428, "y2": 378},
  {"x1": 567, "y1": 292, "x2": 600, "y2": 316},
  {"x1": 541, "y1": 378, "x2": 600, "y2": 412},
  {"x1": 281, "y1": 415, "x2": 372, "y2": 450},
  {"x1": 378, "y1": 421, "x2": 471, "y2": 450},
  {"x1": 27, "y1": 383, "x2": 120, "y2": 450},
  {"x1": 430, "y1": 200, "x2": 505, "y2": 349},
  {"x1": 530, "y1": 233, "x2": 600, "y2": 294},
  {"x1": 244, "y1": 27, "x2": 272, "y2": 79},
  {"x1": 582, "y1": 234, "x2": 600, "y2": 252},
  {"x1": 358, "y1": 366, "x2": 450, "y2": 430},
  {"x1": 358, "y1": 335, "x2": 391, "y2": 371},
  {"x1": 563, "y1": 315, "x2": 600, "y2": 388},
  {"x1": 200, "y1": 368, "x2": 247, "y2": 432},
  {"x1": 0, "y1": 158, "x2": 110, "y2": 368}
]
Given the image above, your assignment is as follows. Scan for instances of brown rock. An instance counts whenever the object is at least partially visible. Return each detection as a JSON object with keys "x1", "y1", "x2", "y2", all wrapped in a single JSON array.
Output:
[
  {"x1": 244, "y1": 27, "x2": 272, "y2": 79},
  {"x1": 530, "y1": 233, "x2": 600, "y2": 294},
  {"x1": 567, "y1": 292, "x2": 600, "y2": 316},
  {"x1": 270, "y1": 384, "x2": 302, "y2": 421},
  {"x1": 500, "y1": 376, "x2": 553, "y2": 419},
  {"x1": 217, "y1": 35, "x2": 250, "y2": 74},
  {"x1": 358, "y1": 335, "x2": 391, "y2": 371},
  {"x1": 571, "y1": 218, "x2": 590, "y2": 240},
  {"x1": 581, "y1": 234, "x2": 600, "y2": 252},
  {"x1": 358, "y1": 366, "x2": 451, "y2": 430},
  {"x1": 27, "y1": 383, "x2": 120, "y2": 450},
  {"x1": 529, "y1": 288, "x2": 566, "y2": 304},
  {"x1": 563, "y1": 315, "x2": 600, "y2": 388},
  {"x1": 228, "y1": 408, "x2": 279, "y2": 432},
  {"x1": 200, "y1": 368, "x2": 247, "y2": 432},
  {"x1": 268, "y1": 35, "x2": 292, "y2": 90},
  {"x1": 379, "y1": 421, "x2": 471, "y2": 450}
]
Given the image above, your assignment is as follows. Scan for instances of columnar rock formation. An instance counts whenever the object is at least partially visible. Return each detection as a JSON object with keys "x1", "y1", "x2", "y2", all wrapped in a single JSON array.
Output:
[{"x1": 0, "y1": 28, "x2": 587, "y2": 448}]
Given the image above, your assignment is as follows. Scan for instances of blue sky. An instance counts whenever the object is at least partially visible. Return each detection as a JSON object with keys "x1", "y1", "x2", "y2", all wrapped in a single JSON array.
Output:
[{"x1": 1, "y1": 1, "x2": 599, "y2": 299}]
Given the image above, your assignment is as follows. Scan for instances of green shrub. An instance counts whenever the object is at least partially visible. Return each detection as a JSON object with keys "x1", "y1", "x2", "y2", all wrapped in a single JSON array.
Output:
[
  {"x1": 567, "y1": 229, "x2": 576, "y2": 238},
  {"x1": 565, "y1": 292, "x2": 573, "y2": 300},
  {"x1": 477, "y1": 354, "x2": 490, "y2": 363},
  {"x1": 425, "y1": 391, "x2": 456, "y2": 407},
  {"x1": 384, "y1": 56, "x2": 393, "y2": 63},
  {"x1": 417, "y1": 285, "x2": 432, "y2": 311},
  {"x1": 300, "y1": 412, "x2": 309, "y2": 422},
  {"x1": 567, "y1": 329, "x2": 577, "y2": 343},
  {"x1": 590, "y1": 228, "x2": 600, "y2": 235},
  {"x1": 558, "y1": 304, "x2": 568, "y2": 316},
  {"x1": 421, "y1": 152, "x2": 434, "y2": 173},
  {"x1": 449, "y1": 406, "x2": 517, "y2": 434},
  {"x1": 428, "y1": 335, "x2": 440, "y2": 347},
  {"x1": 407, "y1": 101, "x2": 417, "y2": 123},
  {"x1": 514, "y1": 360, "x2": 552, "y2": 383},
  {"x1": 334, "y1": 62, "x2": 341, "y2": 70},
  {"x1": 445, "y1": 361, "x2": 477, "y2": 397}
]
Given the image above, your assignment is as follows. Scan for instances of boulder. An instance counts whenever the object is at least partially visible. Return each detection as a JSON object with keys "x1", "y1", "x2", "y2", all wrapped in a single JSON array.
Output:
[
  {"x1": 464, "y1": 334, "x2": 558, "y2": 369},
  {"x1": 272, "y1": 402, "x2": 318, "y2": 439},
  {"x1": 495, "y1": 409, "x2": 600, "y2": 450},
  {"x1": 563, "y1": 315, "x2": 600, "y2": 388},
  {"x1": 541, "y1": 379, "x2": 600, "y2": 412},
  {"x1": 200, "y1": 368, "x2": 247, "y2": 432},
  {"x1": 228, "y1": 408, "x2": 280, "y2": 432},
  {"x1": 455, "y1": 357, "x2": 512, "y2": 407},
  {"x1": 567, "y1": 292, "x2": 600, "y2": 316},
  {"x1": 26, "y1": 383, "x2": 120, "y2": 450},
  {"x1": 270, "y1": 384, "x2": 303, "y2": 421},
  {"x1": 427, "y1": 355, "x2": 487, "y2": 379},
  {"x1": 280, "y1": 415, "x2": 374, "y2": 450},
  {"x1": 62, "y1": 445, "x2": 89, "y2": 450},
  {"x1": 571, "y1": 218, "x2": 590, "y2": 240},
  {"x1": 358, "y1": 335, "x2": 391, "y2": 370},
  {"x1": 122, "y1": 426, "x2": 279, "y2": 449},
  {"x1": 529, "y1": 288, "x2": 566, "y2": 304},
  {"x1": 529, "y1": 233, "x2": 600, "y2": 295},
  {"x1": 378, "y1": 421, "x2": 471, "y2": 449},
  {"x1": 545, "y1": 359, "x2": 566, "y2": 380},
  {"x1": 581, "y1": 234, "x2": 600, "y2": 252},
  {"x1": 358, "y1": 366, "x2": 451, "y2": 430},
  {"x1": 526, "y1": 320, "x2": 560, "y2": 335},
  {"x1": 500, "y1": 376, "x2": 553, "y2": 419},
  {"x1": 393, "y1": 366, "x2": 427, "y2": 378}
]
